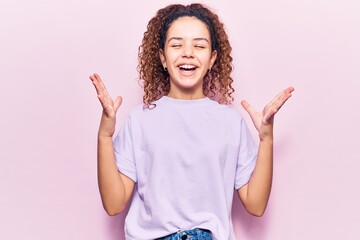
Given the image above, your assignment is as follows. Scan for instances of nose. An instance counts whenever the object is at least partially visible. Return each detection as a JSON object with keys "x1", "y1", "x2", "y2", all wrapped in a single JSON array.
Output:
[{"x1": 182, "y1": 44, "x2": 194, "y2": 58}]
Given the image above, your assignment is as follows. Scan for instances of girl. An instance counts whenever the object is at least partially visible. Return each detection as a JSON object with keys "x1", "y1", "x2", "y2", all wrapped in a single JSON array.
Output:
[{"x1": 90, "y1": 3, "x2": 294, "y2": 240}]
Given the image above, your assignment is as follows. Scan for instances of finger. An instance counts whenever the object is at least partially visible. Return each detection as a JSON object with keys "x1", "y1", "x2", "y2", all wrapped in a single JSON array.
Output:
[
  {"x1": 269, "y1": 87, "x2": 294, "y2": 105},
  {"x1": 89, "y1": 73, "x2": 103, "y2": 85},
  {"x1": 271, "y1": 90, "x2": 293, "y2": 111},
  {"x1": 89, "y1": 74, "x2": 104, "y2": 95},
  {"x1": 91, "y1": 73, "x2": 113, "y2": 102},
  {"x1": 93, "y1": 73, "x2": 107, "y2": 92},
  {"x1": 97, "y1": 94, "x2": 112, "y2": 111},
  {"x1": 92, "y1": 81, "x2": 109, "y2": 102},
  {"x1": 113, "y1": 96, "x2": 123, "y2": 112},
  {"x1": 89, "y1": 74, "x2": 101, "y2": 92},
  {"x1": 90, "y1": 74, "x2": 117, "y2": 114},
  {"x1": 267, "y1": 89, "x2": 288, "y2": 108},
  {"x1": 275, "y1": 87, "x2": 294, "y2": 106},
  {"x1": 285, "y1": 86, "x2": 295, "y2": 94},
  {"x1": 95, "y1": 74, "x2": 114, "y2": 101},
  {"x1": 263, "y1": 108, "x2": 277, "y2": 123},
  {"x1": 265, "y1": 87, "x2": 294, "y2": 112},
  {"x1": 94, "y1": 73, "x2": 109, "y2": 94},
  {"x1": 264, "y1": 97, "x2": 288, "y2": 119},
  {"x1": 264, "y1": 90, "x2": 293, "y2": 122},
  {"x1": 241, "y1": 100, "x2": 256, "y2": 116}
]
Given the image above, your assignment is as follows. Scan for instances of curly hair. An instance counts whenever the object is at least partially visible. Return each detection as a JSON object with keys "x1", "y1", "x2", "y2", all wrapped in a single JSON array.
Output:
[{"x1": 138, "y1": 3, "x2": 234, "y2": 108}]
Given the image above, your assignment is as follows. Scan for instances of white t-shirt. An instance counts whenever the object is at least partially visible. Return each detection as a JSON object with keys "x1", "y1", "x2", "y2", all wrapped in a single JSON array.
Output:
[{"x1": 114, "y1": 96, "x2": 257, "y2": 240}]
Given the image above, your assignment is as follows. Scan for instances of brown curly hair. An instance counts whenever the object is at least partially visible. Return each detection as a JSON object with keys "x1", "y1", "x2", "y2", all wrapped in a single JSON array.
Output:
[{"x1": 138, "y1": 3, "x2": 234, "y2": 108}]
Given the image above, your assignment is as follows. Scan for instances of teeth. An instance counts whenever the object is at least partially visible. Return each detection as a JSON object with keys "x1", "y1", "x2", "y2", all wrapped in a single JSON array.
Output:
[{"x1": 179, "y1": 64, "x2": 196, "y2": 69}]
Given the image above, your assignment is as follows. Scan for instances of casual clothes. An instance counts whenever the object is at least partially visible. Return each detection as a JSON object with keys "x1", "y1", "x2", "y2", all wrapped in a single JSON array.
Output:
[
  {"x1": 156, "y1": 228, "x2": 212, "y2": 240},
  {"x1": 114, "y1": 96, "x2": 257, "y2": 240}
]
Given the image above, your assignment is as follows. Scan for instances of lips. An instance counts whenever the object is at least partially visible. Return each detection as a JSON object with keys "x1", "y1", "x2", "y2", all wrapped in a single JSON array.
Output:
[
  {"x1": 177, "y1": 64, "x2": 198, "y2": 76},
  {"x1": 179, "y1": 64, "x2": 197, "y2": 71}
]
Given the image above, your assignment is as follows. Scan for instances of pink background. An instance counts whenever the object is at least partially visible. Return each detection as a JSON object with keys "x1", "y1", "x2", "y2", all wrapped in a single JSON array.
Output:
[{"x1": 1, "y1": 0, "x2": 359, "y2": 239}]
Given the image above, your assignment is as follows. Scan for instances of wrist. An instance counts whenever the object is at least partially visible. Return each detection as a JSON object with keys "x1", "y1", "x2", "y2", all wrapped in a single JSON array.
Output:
[
  {"x1": 259, "y1": 136, "x2": 273, "y2": 144},
  {"x1": 98, "y1": 114, "x2": 116, "y2": 138},
  {"x1": 98, "y1": 131, "x2": 114, "y2": 139},
  {"x1": 259, "y1": 131, "x2": 273, "y2": 142},
  {"x1": 259, "y1": 123, "x2": 274, "y2": 142}
]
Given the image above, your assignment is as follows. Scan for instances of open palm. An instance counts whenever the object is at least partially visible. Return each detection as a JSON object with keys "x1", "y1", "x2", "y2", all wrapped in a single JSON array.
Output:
[
  {"x1": 89, "y1": 73, "x2": 122, "y2": 137},
  {"x1": 241, "y1": 87, "x2": 294, "y2": 141}
]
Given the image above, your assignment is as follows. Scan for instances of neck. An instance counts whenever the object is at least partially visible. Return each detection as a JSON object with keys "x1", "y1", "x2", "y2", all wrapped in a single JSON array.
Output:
[
  {"x1": 166, "y1": 91, "x2": 205, "y2": 100},
  {"x1": 166, "y1": 85, "x2": 205, "y2": 100}
]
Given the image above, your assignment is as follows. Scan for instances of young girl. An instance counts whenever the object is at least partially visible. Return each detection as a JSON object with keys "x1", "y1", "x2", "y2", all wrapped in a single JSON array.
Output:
[{"x1": 90, "y1": 3, "x2": 294, "y2": 240}]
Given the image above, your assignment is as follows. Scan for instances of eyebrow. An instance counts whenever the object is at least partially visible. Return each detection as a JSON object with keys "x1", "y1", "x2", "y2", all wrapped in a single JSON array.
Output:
[{"x1": 167, "y1": 37, "x2": 210, "y2": 43}]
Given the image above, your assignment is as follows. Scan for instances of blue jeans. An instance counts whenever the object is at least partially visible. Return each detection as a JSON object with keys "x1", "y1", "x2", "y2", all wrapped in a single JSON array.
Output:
[{"x1": 156, "y1": 228, "x2": 212, "y2": 240}]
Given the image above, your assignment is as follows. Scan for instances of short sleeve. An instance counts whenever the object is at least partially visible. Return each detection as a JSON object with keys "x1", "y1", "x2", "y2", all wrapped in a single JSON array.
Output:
[
  {"x1": 235, "y1": 118, "x2": 257, "y2": 190},
  {"x1": 113, "y1": 115, "x2": 137, "y2": 182}
]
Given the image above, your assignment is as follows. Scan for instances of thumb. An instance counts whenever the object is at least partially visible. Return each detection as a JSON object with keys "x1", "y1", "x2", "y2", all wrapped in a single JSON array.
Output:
[
  {"x1": 241, "y1": 100, "x2": 255, "y2": 116},
  {"x1": 113, "y1": 96, "x2": 123, "y2": 112}
]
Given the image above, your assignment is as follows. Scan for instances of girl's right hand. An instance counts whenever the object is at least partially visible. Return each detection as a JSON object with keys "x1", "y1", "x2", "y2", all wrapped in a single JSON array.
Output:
[{"x1": 89, "y1": 73, "x2": 122, "y2": 138}]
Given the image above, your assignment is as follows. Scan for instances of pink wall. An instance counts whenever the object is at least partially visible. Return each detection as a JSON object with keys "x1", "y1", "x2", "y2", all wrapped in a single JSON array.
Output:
[{"x1": 1, "y1": 0, "x2": 359, "y2": 239}]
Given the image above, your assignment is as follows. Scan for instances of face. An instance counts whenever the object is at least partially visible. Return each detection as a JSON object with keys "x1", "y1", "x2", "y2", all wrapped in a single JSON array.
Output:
[{"x1": 159, "y1": 16, "x2": 217, "y2": 99}]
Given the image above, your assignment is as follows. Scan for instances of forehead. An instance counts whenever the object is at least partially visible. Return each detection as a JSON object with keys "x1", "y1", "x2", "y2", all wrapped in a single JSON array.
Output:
[{"x1": 166, "y1": 16, "x2": 210, "y2": 40}]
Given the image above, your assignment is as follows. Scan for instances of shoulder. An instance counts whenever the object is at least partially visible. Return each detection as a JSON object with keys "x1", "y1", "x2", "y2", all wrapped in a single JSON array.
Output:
[
  {"x1": 125, "y1": 104, "x2": 147, "y2": 121},
  {"x1": 126, "y1": 101, "x2": 164, "y2": 122},
  {"x1": 209, "y1": 100, "x2": 244, "y2": 121}
]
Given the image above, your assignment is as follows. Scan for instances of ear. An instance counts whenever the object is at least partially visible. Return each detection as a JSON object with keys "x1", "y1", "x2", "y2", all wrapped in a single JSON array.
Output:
[
  {"x1": 159, "y1": 49, "x2": 167, "y2": 68},
  {"x1": 209, "y1": 50, "x2": 217, "y2": 69}
]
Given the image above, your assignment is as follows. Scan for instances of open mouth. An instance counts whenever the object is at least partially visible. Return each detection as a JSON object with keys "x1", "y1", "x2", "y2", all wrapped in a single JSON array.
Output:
[{"x1": 179, "y1": 64, "x2": 197, "y2": 71}]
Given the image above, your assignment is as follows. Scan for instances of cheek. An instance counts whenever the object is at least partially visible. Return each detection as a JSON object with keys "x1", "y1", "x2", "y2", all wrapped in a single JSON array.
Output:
[
  {"x1": 166, "y1": 52, "x2": 181, "y2": 64},
  {"x1": 199, "y1": 54, "x2": 213, "y2": 65}
]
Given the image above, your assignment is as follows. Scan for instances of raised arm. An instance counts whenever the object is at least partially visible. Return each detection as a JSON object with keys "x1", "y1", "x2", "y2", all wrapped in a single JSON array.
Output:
[
  {"x1": 237, "y1": 87, "x2": 294, "y2": 216},
  {"x1": 89, "y1": 73, "x2": 135, "y2": 216}
]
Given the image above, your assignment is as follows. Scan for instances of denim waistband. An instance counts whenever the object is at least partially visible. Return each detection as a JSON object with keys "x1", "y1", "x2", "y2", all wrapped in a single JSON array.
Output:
[{"x1": 156, "y1": 228, "x2": 212, "y2": 240}]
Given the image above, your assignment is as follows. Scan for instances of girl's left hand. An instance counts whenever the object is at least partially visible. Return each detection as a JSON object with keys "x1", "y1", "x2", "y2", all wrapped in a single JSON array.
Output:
[{"x1": 241, "y1": 87, "x2": 294, "y2": 141}]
